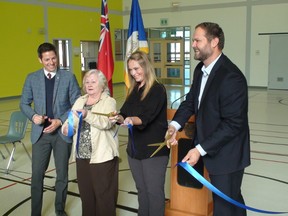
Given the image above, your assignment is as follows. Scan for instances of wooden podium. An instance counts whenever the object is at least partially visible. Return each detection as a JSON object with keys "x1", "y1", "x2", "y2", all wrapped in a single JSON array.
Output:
[{"x1": 165, "y1": 109, "x2": 213, "y2": 216}]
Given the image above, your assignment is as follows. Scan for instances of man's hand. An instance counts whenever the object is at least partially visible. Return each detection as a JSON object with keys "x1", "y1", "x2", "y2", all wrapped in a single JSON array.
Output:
[
  {"x1": 32, "y1": 114, "x2": 47, "y2": 125},
  {"x1": 182, "y1": 148, "x2": 201, "y2": 166},
  {"x1": 165, "y1": 125, "x2": 178, "y2": 148},
  {"x1": 43, "y1": 118, "x2": 61, "y2": 133}
]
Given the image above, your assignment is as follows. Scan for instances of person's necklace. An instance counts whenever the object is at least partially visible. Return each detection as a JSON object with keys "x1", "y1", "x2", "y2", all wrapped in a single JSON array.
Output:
[{"x1": 86, "y1": 95, "x2": 101, "y2": 105}]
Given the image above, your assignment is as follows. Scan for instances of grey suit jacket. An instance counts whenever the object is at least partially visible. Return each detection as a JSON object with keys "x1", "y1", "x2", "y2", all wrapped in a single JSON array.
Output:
[{"x1": 20, "y1": 68, "x2": 81, "y2": 144}]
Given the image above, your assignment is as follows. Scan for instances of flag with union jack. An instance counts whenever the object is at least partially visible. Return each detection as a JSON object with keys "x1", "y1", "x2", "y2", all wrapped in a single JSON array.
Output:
[{"x1": 98, "y1": 0, "x2": 114, "y2": 96}]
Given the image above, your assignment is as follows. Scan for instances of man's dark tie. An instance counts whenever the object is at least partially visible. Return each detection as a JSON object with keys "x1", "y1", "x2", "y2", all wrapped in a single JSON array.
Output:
[{"x1": 47, "y1": 73, "x2": 51, "y2": 79}]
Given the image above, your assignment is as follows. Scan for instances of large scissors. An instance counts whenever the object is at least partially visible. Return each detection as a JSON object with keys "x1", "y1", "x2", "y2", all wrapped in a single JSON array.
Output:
[
  {"x1": 92, "y1": 111, "x2": 117, "y2": 117},
  {"x1": 148, "y1": 133, "x2": 172, "y2": 158}
]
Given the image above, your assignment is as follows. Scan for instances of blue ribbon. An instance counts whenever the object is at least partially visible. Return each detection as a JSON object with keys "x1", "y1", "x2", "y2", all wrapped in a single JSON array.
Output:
[
  {"x1": 67, "y1": 111, "x2": 83, "y2": 157},
  {"x1": 67, "y1": 111, "x2": 75, "y2": 137},
  {"x1": 113, "y1": 125, "x2": 120, "y2": 138},
  {"x1": 127, "y1": 124, "x2": 136, "y2": 156},
  {"x1": 177, "y1": 162, "x2": 288, "y2": 214}
]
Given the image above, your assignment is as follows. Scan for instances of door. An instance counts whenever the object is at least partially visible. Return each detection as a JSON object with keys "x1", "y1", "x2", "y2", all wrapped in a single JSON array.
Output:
[
  {"x1": 150, "y1": 38, "x2": 184, "y2": 85},
  {"x1": 268, "y1": 35, "x2": 288, "y2": 89}
]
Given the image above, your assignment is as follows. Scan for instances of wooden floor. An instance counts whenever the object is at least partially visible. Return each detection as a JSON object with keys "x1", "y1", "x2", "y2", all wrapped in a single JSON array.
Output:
[{"x1": 0, "y1": 84, "x2": 288, "y2": 216}]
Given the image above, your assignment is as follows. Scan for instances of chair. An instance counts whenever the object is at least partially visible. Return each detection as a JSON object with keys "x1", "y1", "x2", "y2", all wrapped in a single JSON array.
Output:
[
  {"x1": 0, "y1": 111, "x2": 31, "y2": 174},
  {"x1": 0, "y1": 149, "x2": 5, "y2": 159}
]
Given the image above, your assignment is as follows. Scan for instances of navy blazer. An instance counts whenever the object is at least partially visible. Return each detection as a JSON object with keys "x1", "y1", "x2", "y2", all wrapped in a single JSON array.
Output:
[
  {"x1": 20, "y1": 69, "x2": 81, "y2": 144},
  {"x1": 173, "y1": 54, "x2": 250, "y2": 175}
]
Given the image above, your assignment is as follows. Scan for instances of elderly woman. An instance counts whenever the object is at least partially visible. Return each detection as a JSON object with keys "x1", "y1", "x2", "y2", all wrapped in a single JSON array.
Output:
[{"x1": 62, "y1": 69, "x2": 119, "y2": 216}]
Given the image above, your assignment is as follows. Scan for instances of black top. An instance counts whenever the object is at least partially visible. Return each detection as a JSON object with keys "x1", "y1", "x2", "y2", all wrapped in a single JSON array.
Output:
[{"x1": 120, "y1": 82, "x2": 169, "y2": 159}]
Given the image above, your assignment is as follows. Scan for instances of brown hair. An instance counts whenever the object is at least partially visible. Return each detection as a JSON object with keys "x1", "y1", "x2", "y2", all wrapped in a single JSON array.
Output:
[{"x1": 196, "y1": 22, "x2": 225, "y2": 50}]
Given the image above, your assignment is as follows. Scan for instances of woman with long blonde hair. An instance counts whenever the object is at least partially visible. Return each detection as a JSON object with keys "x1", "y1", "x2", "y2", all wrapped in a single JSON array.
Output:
[{"x1": 114, "y1": 51, "x2": 169, "y2": 216}]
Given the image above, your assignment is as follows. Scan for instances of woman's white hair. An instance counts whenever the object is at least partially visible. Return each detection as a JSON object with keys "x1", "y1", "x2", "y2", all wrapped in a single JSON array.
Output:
[{"x1": 82, "y1": 69, "x2": 110, "y2": 95}]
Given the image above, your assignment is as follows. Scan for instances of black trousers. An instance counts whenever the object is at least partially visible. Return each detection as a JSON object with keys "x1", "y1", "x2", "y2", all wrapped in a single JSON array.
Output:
[
  {"x1": 76, "y1": 157, "x2": 119, "y2": 216},
  {"x1": 209, "y1": 169, "x2": 246, "y2": 216}
]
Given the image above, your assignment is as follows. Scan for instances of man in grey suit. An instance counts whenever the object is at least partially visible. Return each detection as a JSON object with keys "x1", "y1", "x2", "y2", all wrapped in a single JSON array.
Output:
[
  {"x1": 20, "y1": 42, "x2": 81, "y2": 216},
  {"x1": 167, "y1": 22, "x2": 250, "y2": 216}
]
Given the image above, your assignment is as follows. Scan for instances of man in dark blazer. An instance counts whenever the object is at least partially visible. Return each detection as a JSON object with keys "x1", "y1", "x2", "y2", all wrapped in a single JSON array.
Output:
[
  {"x1": 167, "y1": 22, "x2": 250, "y2": 216},
  {"x1": 20, "y1": 42, "x2": 81, "y2": 216}
]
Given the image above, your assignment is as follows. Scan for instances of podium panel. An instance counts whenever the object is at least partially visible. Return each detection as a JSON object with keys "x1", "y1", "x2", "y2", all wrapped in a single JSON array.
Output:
[
  {"x1": 177, "y1": 138, "x2": 203, "y2": 189},
  {"x1": 165, "y1": 109, "x2": 213, "y2": 216}
]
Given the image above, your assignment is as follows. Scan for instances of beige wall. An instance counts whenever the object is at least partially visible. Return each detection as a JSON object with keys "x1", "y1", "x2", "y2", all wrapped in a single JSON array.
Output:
[{"x1": 123, "y1": 0, "x2": 288, "y2": 87}]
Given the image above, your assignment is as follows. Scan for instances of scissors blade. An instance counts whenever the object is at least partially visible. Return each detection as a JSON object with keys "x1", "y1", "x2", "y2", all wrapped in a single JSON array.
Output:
[
  {"x1": 147, "y1": 143, "x2": 162, "y2": 146},
  {"x1": 149, "y1": 132, "x2": 172, "y2": 157},
  {"x1": 149, "y1": 142, "x2": 166, "y2": 158}
]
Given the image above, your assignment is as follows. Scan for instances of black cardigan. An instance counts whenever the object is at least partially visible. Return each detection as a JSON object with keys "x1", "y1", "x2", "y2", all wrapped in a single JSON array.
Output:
[{"x1": 120, "y1": 82, "x2": 170, "y2": 159}]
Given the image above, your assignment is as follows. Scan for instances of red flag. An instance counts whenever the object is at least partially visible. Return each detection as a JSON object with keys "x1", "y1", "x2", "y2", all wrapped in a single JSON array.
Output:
[{"x1": 98, "y1": 0, "x2": 114, "y2": 96}]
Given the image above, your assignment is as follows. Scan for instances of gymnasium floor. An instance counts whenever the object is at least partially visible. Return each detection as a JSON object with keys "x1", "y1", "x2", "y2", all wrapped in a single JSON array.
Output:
[{"x1": 0, "y1": 84, "x2": 287, "y2": 216}]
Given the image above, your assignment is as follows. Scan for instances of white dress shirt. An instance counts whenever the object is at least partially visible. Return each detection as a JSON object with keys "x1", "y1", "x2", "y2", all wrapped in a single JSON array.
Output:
[
  {"x1": 44, "y1": 69, "x2": 56, "y2": 79},
  {"x1": 170, "y1": 54, "x2": 222, "y2": 156}
]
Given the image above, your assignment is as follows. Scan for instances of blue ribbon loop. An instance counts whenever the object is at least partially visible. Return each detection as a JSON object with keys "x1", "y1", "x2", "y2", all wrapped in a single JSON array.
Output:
[
  {"x1": 67, "y1": 111, "x2": 83, "y2": 157},
  {"x1": 177, "y1": 162, "x2": 288, "y2": 214},
  {"x1": 67, "y1": 111, "x2": 74, "y2": 137}
]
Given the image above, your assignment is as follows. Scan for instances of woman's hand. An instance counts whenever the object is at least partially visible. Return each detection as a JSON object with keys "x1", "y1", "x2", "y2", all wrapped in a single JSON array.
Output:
[
  {"x1": 123, "y1": 117, "x2": 133, "y2": 126},
  {"x1": 62, "y1": 124, "x2": 69, "y2": 136},
  {"x1": 75, "y1": 109, "x2": 87, "y2": 118},
  {"x1": 61, "y1": 124, "x2": 76, "y2": 136},
  {"x1": 108, "y1": 111, "x2": 121, "y2": 124}
]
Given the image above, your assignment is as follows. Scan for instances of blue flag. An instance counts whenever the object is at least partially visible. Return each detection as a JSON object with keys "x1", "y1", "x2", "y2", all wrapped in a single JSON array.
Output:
[{"x1": 124, "y1": 0, "x2": 148, "y2": 88}]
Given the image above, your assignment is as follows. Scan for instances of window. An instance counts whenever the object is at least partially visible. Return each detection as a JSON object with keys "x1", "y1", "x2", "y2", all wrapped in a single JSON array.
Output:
[
  {"x1": 53, "y1": 39, "x2": 70, "y2": 71},
  {"x1": 115, "y1": 26, "x2": 191, "y2": 85},
  {"x1": 80, "y1": 41, "x2": 99, "y2": 71}
]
